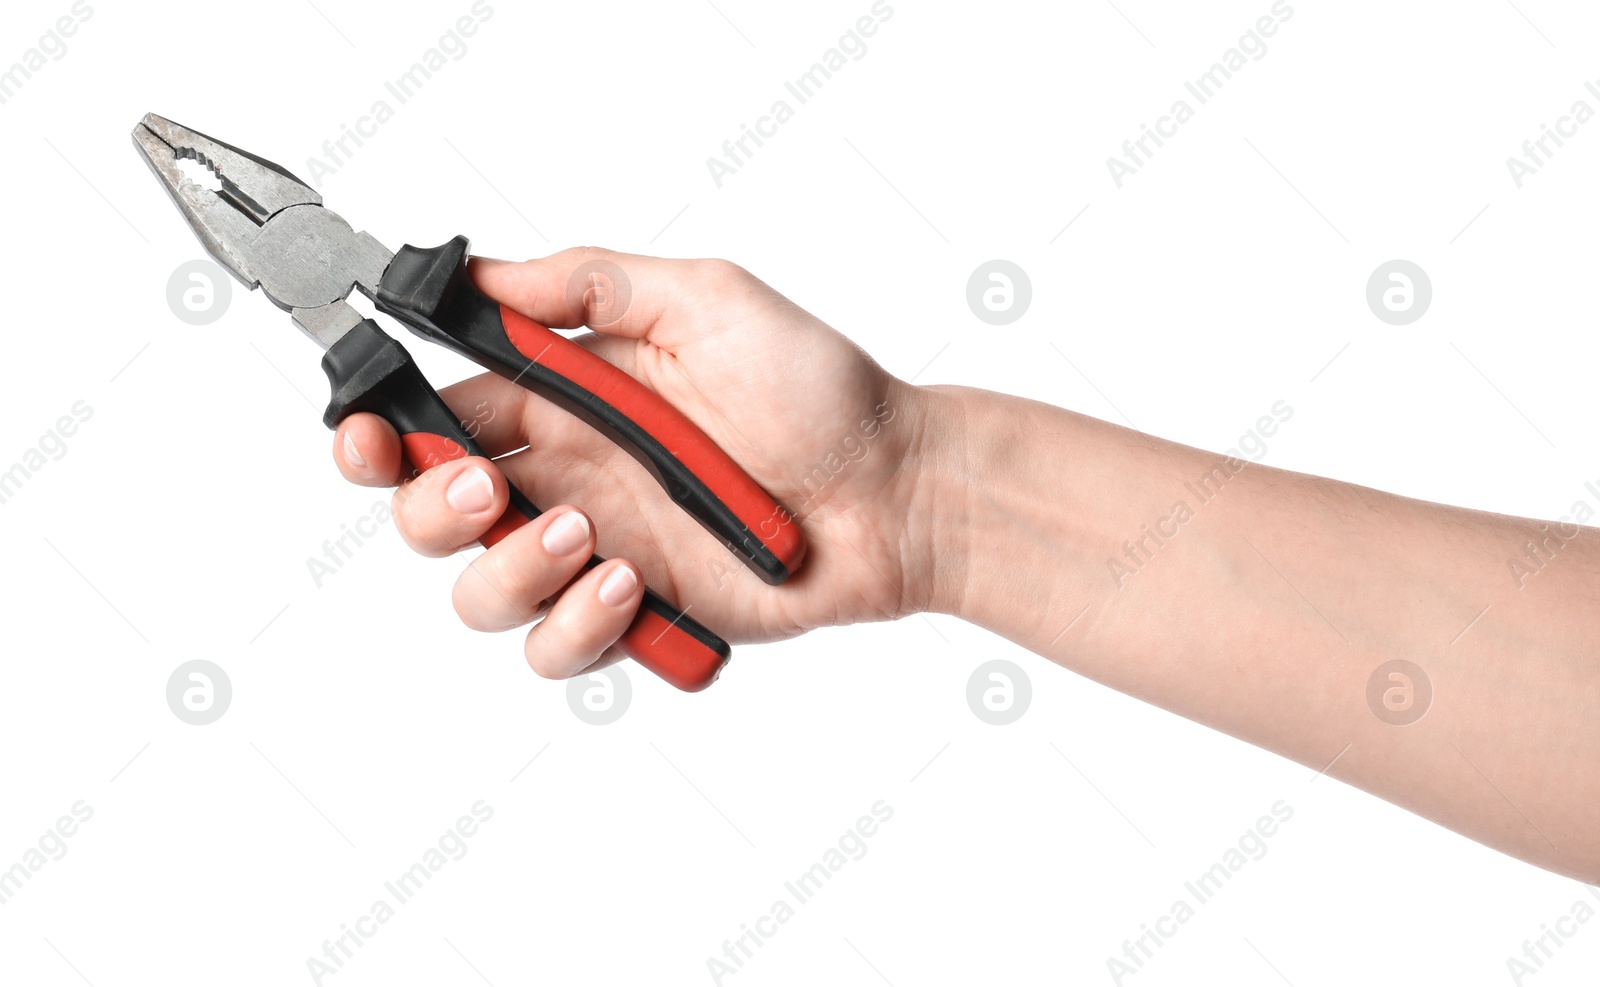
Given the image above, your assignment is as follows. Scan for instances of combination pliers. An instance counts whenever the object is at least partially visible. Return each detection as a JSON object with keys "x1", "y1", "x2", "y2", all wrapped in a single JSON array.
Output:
[{"x1": 131, "y1": 113, "x2": 806, "y2": 691}]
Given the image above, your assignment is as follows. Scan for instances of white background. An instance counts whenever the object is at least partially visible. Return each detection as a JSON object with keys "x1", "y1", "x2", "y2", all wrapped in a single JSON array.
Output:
[{"x1": 1, "y1": 0, "x2": 1597, "y2": 984}]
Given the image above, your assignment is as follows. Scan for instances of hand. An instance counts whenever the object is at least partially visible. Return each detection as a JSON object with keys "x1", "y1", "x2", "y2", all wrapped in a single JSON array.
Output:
[{"x1": 332, "y1": 248, "x2": 945, "y2": 680}]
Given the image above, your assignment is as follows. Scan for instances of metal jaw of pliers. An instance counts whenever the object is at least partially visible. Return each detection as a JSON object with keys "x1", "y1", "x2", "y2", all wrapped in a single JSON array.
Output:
[
  {"x1": 132, "y1": 114, "x2": 392, "y2": 347},
  {"x1": 132, "y1": 114, "x2": 808, "y2": 692}
]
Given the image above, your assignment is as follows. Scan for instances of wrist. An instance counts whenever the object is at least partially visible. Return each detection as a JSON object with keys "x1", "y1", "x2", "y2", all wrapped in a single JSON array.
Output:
[
  {"x1": 901, "y1": 383, "x2": 1137, "y2": 647},
  {"x1": 890, "y1": 382, "x2": 975, "y2": 621},
  {"x1": 898, "y1": 383, "x2": 1080, "y2": 631}
]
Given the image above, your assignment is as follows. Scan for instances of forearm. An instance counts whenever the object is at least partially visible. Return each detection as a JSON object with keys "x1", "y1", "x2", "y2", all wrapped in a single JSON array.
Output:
[{"x1": 914, "y1": 384, "x2": 1600, "y2": 880}]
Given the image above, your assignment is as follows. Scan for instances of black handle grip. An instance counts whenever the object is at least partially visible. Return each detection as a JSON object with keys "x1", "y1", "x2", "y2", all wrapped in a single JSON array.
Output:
[{"x1": 374, "y1": 236, "x2": 806, "y2": 586}]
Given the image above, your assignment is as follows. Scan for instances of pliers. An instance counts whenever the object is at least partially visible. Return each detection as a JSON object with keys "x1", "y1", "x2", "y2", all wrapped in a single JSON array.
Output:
[{"x1": 130, "y1": 113, "x2": 806, "y2": 692}]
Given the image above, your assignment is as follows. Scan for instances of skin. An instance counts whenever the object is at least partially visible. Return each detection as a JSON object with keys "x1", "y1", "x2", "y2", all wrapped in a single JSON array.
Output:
[{"x1": 335, "y1": 247, "x2": 1600, "y2": 883}]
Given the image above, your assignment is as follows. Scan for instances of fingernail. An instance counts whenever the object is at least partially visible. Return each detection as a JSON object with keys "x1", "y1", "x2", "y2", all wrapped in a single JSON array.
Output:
[
  {"x1": 598, "y1": 565, "x2": 638, "y2": 607},
  {"x1": 445, "y1": 466, "x2": 494, "y2": 514},
  {"x1": 541, "y1": 511, "x2": 590, "y2": 555},
  {"x1": 343, "y1": 432, "x2": 366, "y2": 469}
]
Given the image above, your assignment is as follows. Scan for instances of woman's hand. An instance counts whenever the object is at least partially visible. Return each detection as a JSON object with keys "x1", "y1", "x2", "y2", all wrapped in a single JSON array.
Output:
[{"x1": 331, "y1": 247, "x2": 949, "y2": 680}]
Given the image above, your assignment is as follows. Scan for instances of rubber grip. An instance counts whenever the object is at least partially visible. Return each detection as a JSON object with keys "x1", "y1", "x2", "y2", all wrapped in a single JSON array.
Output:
[
  {"x1": 321, "y1": 320, "x2": 730, "y2": 692},
  {"x1": 374, "y1": 236, "x2": 805, "y2": 587}
]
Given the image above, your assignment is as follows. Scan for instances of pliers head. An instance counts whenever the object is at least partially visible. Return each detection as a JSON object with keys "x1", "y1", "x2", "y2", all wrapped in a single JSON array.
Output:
[{"x1": 131, "y1": 113, "x2": 392, "y2": 336}]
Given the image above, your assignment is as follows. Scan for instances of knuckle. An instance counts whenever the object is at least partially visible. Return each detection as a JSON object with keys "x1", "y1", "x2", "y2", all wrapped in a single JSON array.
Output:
[
  {"x1": 523, "y1": 623, "x2": 574, "y2": 679},
  {"x1": 477, "y1": 533, "x2": 580, "y2": 614},
  {"x1": 559, "y1": 245, "x2": 611, "y2": 267},
  {"x1": 390, "y1": 485, "x2": 439, "y2": 551},
  {"x1": 451, "y1": 577, "x2": 500, "y2": 632},
  {"x1": 696, "y1": 257, "x2": 749, "y2": 288},
  {"x1": 389, "y1": 486, "x2": 427, "y2": 544},
  {"x1": 475, "y1": 546, "x2": 541, "y2": 612}
]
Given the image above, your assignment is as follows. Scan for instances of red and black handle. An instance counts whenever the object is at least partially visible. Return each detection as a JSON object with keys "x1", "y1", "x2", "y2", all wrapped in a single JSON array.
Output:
[
  {"x1": 320, "y1": 320, "x2": 730, "y2": 692},
  {"x1": 372, "y1": 236, "x2": 806, "y2": 587}
]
